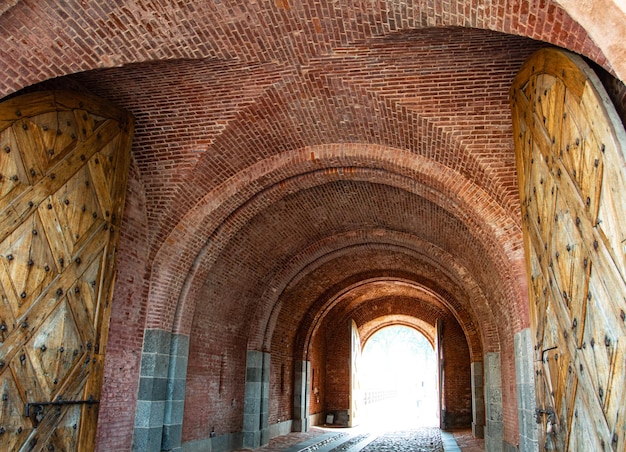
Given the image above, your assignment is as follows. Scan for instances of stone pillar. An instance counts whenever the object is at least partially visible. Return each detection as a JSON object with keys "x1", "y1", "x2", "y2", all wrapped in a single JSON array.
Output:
[
  {"x1": 515, "y1": 329, "x2": 539, "y2": 452},
  {"x1": 162, "y1": 334, "x2": 189, "y2": 452},
  {"x1": 484, "y1": 352, "x2": 503, "y2": 451},
  {"x1": 133, "y1": 329, "x2": 171, "y2": 451},
  {"x1": 471, "y1": 361, "x2": 485, "y2": 438},
  {"x1": 260, "y1": 352, "x2": 270, "y2": 445},
  {"x1": 293, "y1": 360, "x2": 310, "y2": 432},
  {"x1": 243, "y1": 350, "x2": 271, "y2": 449}
]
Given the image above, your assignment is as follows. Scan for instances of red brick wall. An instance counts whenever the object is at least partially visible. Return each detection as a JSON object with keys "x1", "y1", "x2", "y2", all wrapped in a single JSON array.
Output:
[
  {"x1": 268, "y1": 331, "x2": 294, "y2": 424},
  {"x1": 0, "y1": 1, "x2": 610, "y2": 99},
  {"x1": 441, "y1": 318, "x2": 472, "y2": 428},
  {"x1": 183, "y1": 283, "x2": 248, "y2": 441},
  {"x1": 96, "y1": 157, "x2": 150, "y2": 451},
  {"x1": 308, "y1": 329, "x2": 327, "y2": 416},
  {"x1": 323, "y1": 319, "x2": 352, "y2": 412}
]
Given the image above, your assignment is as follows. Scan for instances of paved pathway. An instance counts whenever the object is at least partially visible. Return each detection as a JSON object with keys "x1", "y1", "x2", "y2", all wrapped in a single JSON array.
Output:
[
  {"x1": 236, "y1": 427, "x2": 483, "y2": 452},
  {"x1": 237, "y1": 398, "x2": 484, "y2": 452},
  {"x1": 360, "y1": 428, "x2": 444, "y2": 451}
]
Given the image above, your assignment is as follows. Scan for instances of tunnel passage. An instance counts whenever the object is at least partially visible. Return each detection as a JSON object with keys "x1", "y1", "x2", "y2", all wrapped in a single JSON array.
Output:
[
  {"x1": 2, "y1": 2, "x2": 626, "y2": 452},
  {"x1": 297, "y1": 278, "x2": 475, "y2": 431}
]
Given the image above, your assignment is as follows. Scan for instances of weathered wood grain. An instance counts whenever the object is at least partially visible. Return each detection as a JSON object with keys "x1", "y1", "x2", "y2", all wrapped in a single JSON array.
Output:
[
  {"x1": 0, "y1": 91, "x2": 133, "y2": 452},
  {"x1": 512, "y1": 48, "x2": 626, "y2": 451}
]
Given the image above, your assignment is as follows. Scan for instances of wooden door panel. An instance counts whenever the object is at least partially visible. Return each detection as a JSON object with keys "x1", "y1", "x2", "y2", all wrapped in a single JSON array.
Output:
[
  {"x1": 0, "y1": 370, "x2": 34, "y2": 450},
  {"x1": 581, "y1": 269, "x2": 626, "y2": 422},
  {"x1": 535, "y1": 74, "x2": 565, "y2": 138},
  {"x1": 542, "y1": 347, "x2": 577, "y2": 451},
  {"x1": 529, "y1": 254, "x2": 548, "y2": 357},
  {"x1": 568, "y1": 390, "x2": 604, "y2": 452},
  {"x1": 561, "y1": 91, "x2": 588, "y2": 192},
  {"x1": 528, "y1": 146, "x2": 556, "y2": 248},
  {"x1": 512, "y1": 48, "x2": 626, "y2": 450},
  {"x1": 24, "y1": 299, "x2": 83, "y2": 399},
  {"x1": 48, "y1": 164, "x2": 106, "y2": 258},
  {"x1": 0, "y1": 283, "x2": 16, "y2": 343},
  {"x1": 67, "y1": 259, "x2": 101, "y2": 346},
  {"x1": 595, "y1": 153, "x2": 626, "y2": 280},
  {"x1": 27, "y1": 111, "x2": 77, "y2": 167},
  {"x1": 611, "y1": 358, "x2": 626, "y2": 450},
  {"x1": 0, "y1": 210, "x2": 58, "y2": 319},
  {"x1": 534, "y1": 357, "x2": 552, "y2": 448},
  {"x1": 0, "y1": 127, "x2": 29, "y2": 203},
  {"x1": 604, "y1": 339, "x2": 625, "y2": 434},
  {"x1": 0, "y1": 91, "x2": 132, "y2": 452},
  {"x1": 43, "y1": 405, "x2": 81, "y2": 452}
]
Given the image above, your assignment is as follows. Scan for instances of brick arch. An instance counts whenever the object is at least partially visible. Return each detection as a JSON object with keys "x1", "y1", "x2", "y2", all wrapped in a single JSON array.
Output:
[
  {"x1": 328, "y1": 288, "x2": 454, "y2": 331},
  {"x1": 183, "y1": 199, "x2": 503, "y2": 370},
  {"x1": 0, "y1": 1, "x2": 615, "y2": 99},
  {"x1": 300, "y1": 278, "x2": 475, "y2": 428},
  {"x1": 151, "y1": 32, "x2": 529, "y2": 250},
  {"x1": 147, "y1": 144, "x2": 522, "y2": 343},
  {"x1": 250, "y1": 231, "x2": 493, "y2": 362},
  {"x1": 331, "y1": 292, "x2": 453, "y2": 347},
  {"x1": 359, "y1": 315, "x2": 437, "y2": 348},
  {"x1": 62, "y1": 27, "x2": 572, "y2": 271},
  {"x1": 288, "y1": 268, "x2": 486, "y2": 363}
]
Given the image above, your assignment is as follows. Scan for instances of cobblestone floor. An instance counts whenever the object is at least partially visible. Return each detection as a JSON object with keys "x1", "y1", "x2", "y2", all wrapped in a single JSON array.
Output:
[
  {"x1": 361, "y1": 428, "x2": 444, "y2": 451},
  {"x1": 328, "y1": 434, "x2": 369, "y2": 451},
  {"x1": 236, "y1": 429, "x2": 327, "y2": 452},
  {"x1": 451, "y1": 430, "x2": 485, "y2": 452},
  {"x1": 235, "y1": 426, "x2": 486, "y2": 452}
]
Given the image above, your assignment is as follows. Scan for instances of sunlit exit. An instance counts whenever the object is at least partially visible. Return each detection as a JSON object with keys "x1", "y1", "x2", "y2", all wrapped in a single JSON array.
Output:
[{"x1": 359, "y1": 326, "x2": 438, "y2": 430}]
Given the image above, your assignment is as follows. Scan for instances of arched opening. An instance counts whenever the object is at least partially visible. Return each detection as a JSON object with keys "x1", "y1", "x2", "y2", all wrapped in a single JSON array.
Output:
[{"x1": 359, "y1": 325, "x2": 438, "y2": 430}]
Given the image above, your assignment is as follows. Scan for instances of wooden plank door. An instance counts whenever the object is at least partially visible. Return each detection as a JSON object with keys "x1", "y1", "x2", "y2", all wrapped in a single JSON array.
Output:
[
  {"x1": 511, "y1": 48, "x2": 626, "y2": 450},
  {"x1": 0, "y1": 91, "x2": 133, "y2": 451}
]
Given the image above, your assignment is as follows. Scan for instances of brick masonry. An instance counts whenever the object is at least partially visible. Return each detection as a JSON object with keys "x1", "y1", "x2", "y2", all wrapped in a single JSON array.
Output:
[{"x1": 1, "y1": 2, "x2": 624, "y2": 451}]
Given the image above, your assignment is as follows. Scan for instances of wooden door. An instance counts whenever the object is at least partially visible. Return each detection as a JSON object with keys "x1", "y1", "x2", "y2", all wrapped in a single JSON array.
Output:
[
  {"x1": 511, "y1": 48, "x2": 626, "y2": 450},
  {"x1": 0, "y1": 91, "x2": 133, "y2": 451}
]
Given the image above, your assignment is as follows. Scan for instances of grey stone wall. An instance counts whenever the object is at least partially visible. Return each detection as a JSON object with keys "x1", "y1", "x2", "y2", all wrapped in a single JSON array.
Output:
[
  {"x1": 471, "y1": 361, "x2": 485, "y2": 438},
  {"x1": 484, "y1": 352, "x2": 503, "y2": 451},
  {"x1": 293, "y1": 360, "x2": 311, "y2": 432},
  {"x1": 269, "y1": 419, "x2": 293, "y2": 438},
  {"x1": 515, "y1": 329, "x2": 538, "y2": 452},
  {"x1": 242, "y1": 350, "x2": 271, "y2": 449},
  {"x1": 133, "y1": 329, "x2": 189, "y2": 452},
  {"x1": 163, "y1": 334, "x2": 189, "y2": 451},
  {"x1": 182, "y1": 432, "x2": 243, "y2": 452}
]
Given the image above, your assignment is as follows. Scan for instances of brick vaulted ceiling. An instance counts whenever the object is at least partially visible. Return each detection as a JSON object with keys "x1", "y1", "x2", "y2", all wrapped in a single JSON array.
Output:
[{"x1": 1, "y1": 1, "x2": 622, "y2": 446}]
